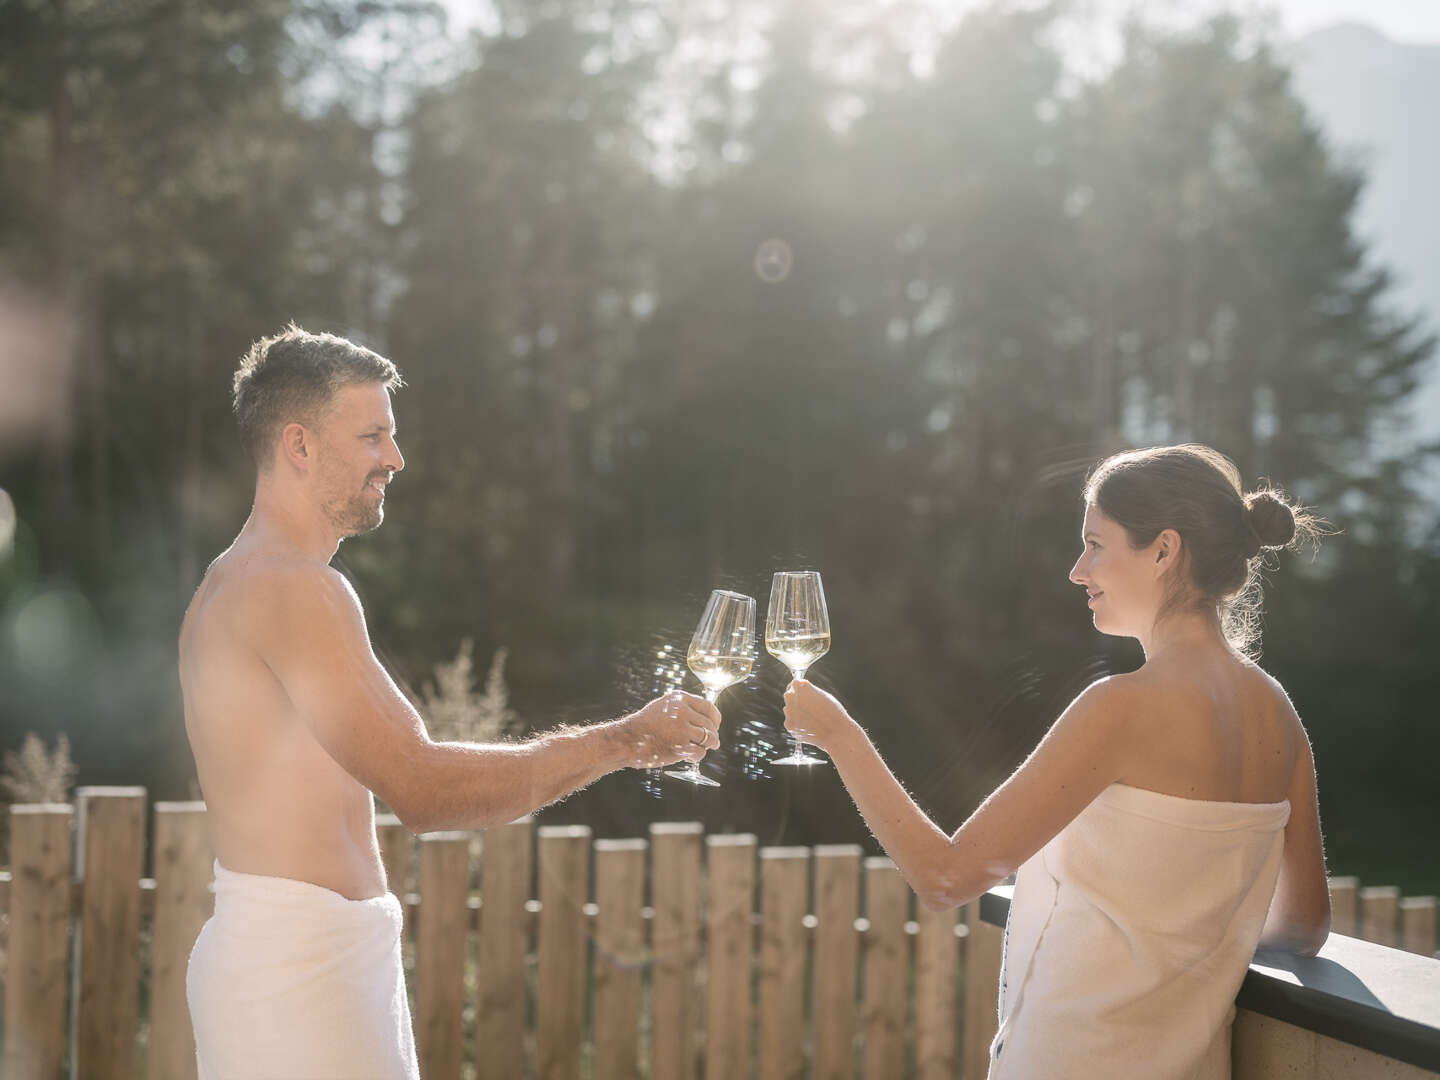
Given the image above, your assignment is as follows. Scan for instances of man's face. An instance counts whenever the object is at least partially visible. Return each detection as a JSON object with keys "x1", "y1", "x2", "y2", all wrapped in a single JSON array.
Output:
[{"x1": 312, "y1": 381, "x2": 404, "y2": 538}]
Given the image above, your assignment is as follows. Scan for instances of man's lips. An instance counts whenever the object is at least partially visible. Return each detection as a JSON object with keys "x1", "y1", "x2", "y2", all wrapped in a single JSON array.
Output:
[{"x1": 1086, "y1": 590, "x2": 1103, "y2": 604}]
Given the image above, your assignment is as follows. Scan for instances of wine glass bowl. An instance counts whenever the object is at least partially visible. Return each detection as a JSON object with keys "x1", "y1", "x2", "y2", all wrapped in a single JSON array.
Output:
[{"x1": 766, "y1": 571, "x2": 830, "y2": 766}]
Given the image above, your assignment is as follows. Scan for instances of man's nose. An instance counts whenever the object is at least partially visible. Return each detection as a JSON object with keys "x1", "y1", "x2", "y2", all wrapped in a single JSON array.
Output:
[{"x1": 388, "y1": 440, "x2": 405, "y2": 473}]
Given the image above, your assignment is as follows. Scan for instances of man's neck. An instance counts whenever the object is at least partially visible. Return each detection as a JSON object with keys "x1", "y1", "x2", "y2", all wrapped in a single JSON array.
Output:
[{"x1": 246, "y1": 480, "x2": 341, "y2": 563}]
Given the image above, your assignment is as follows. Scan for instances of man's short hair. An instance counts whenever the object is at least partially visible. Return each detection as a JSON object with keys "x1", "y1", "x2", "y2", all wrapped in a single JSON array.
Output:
[{"x1": 232, "y1": 323, "x2": 404, "y2": 469}]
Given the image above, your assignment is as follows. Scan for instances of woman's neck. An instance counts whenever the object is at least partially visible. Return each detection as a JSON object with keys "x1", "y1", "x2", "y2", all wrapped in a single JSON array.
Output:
[{"x1": 1138, "y1": 606, "x2": 1233, "y2": 663}]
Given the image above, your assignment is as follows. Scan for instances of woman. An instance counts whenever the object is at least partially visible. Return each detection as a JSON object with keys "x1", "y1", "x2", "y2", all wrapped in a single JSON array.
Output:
[{"x1": 783, "y1": 444, "x2": 1331, "y2": 1079}]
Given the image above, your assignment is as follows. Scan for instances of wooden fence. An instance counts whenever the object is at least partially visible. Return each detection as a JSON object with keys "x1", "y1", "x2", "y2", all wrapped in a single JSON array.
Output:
[{"x1": 0, "y1": 787, "x2": 1436, "y2": 1080}]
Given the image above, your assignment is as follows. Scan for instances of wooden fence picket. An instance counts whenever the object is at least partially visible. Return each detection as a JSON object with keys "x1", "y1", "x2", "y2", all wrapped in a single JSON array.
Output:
[
  {"x1": 3, "y1": 804, "x2": 74, "y2": 1080},
  {"x1": 537, "y1": 825, "x2": 592, "y2": 1080},
  {"x1": 593, "y1": 838, "x2": 647, "y2": 1079},
  {"x1": 914, "y1": 898, "x2": 959, "y2": 1079},
  {"x1": 1401, "y1": 896, "x2": 1437, "y2": 957},
  {"x1": 650, "y1": 822, "x2": 703, "y2": 1080},
  {"x1": 475, "y1": 818, "x2": 533, "y2": 1079},
  {"x1": 74, "y1": 787, "x2": 147, "y2": 1080},
  {"x1": 1361, "y1": 886, "x2": 1400, "y2": 948},
  {"x1": 704, "y1": 833, "x2": 757, "y2": 1080},
  {"x1": 757, "y1": 846, "x2": 809, "y2": 1080},
  {"x1": 146, "y1": 802, "x2": 213, "y2": 1080},
  {"x1": 811, "y1": 844, "x2": 862, "y2": 1080},
  {"x1": 860, "y1": 858, "x2": 908, "y2": 1078},
  {"x1": 414, "y1": 832, "x2": 471, "y2": 1080}
]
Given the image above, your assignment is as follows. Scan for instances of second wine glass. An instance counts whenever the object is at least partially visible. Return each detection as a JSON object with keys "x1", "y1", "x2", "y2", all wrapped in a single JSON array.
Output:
[
  {"x1": 766, "y1": 570, "x2": 830, "y2": 766},
  {"x1": 665, "y1": 589, "x2": 756, "y2": 787}
]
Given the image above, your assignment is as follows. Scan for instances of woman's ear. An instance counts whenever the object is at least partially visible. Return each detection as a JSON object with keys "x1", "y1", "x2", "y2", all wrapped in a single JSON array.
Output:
[{"x1": 1152, "y1": 528, "x2": 1183, "y2": 579}]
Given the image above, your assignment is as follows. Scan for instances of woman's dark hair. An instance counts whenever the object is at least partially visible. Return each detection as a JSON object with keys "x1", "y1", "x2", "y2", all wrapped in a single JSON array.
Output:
[{"x1": 1084, "y1": 444, "x2": 1323, "y2": 654}]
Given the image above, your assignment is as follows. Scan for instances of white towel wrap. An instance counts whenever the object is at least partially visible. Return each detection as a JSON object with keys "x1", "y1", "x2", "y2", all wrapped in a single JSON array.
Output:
[
  {"x1": 990, "y1": 783, "x2": 1290, "y2": 1079},
  {"x1": 187, "y1": 860, "x2": 420, "y2": 1080}
]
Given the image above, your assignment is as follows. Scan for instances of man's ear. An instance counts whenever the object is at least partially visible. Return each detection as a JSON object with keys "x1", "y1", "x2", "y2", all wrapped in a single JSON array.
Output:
[
  {"x1": 279, "y1": 421, "x2": 312, "y2": 472},
  {"x1": 1153, "y1": 528, "x2": 1183, "y2": 578}
]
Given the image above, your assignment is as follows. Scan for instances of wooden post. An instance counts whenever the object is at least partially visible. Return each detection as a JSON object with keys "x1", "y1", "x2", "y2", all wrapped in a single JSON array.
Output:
[
  {"x1": 593, "y1": 838, "x2": 647, "y2": 1079},
  {"x1": 962, "y1": 898, "x2": 1004, "y2": 1080},
  {"x1": 1400, "y1": 896, "x2": 1437, "y2": 957},
  {"x1": 414, "y1": 832, "x2": 472, "y2": 1080},
  {"x1": 811, "y1": 845, "x2": 862, "y2": 1080},
  {"x1": 537, "y1": 825, "x2": 591, "y2": 1080},
  {"x1": 475, "y1": 818, "x2": 533, "y2": 1079},
  {"x1": 74, "y1": 787, "x2": 147, "y2": 1080},
  {"x1": 704, "y1": 833, "x2": 757, "y2": 1080},
  {"x1": 650, "y1": 822, "x2": 703, "y2": 1080},
  {"x1": 914, "y1": 901, "x2": 959, "y2": 1080},
  {"x1": 147, "y1": 802, "x2": 213, "y2": 1080},
  {"x1": 860, "y1": 858, "x2": 908, "y2": 1079},
  {"x1": 1328, "y1": 876, "x2": 1358, "y2": 937},
  {"x1": 757, "y1": 847, "x2": 809, "y2": 1080},
  {"x1": 1360, "y1": 886, "x2": 1400, "y2": 948},
  {"x1": 3, "y1": 804, "x2": 74, "y2": 1080}
]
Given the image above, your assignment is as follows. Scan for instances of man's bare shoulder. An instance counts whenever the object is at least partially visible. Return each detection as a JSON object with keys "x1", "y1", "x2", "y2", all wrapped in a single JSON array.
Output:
[{"x1": 185, "y1": 547, "x2": 361, "y2": 653}]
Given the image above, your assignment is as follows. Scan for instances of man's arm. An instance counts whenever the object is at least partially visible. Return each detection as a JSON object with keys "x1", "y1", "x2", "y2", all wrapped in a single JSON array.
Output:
[{"x1": 256, "y1": 565, "x2": 719, "y2": 834}]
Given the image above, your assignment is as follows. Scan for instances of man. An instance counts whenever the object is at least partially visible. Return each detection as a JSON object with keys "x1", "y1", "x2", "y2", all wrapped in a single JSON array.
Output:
[{"x1": 179, "y1": 325, "x2": 719, "y2": 1079}]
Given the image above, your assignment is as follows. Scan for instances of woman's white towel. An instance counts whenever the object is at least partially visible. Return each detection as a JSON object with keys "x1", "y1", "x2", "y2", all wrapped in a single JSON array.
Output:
[
  {"x1": 990, "y1": 783, "x2": 1290, "y2": 1080},
  {"x1": 187, "y1": 860, "x2": 420, "y2": 1080}
]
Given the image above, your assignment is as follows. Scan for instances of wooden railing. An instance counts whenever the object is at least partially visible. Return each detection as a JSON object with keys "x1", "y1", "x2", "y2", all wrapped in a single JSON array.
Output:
[{"x1": 0, "y1": 787, "x2": 1436, "y2": 1079}]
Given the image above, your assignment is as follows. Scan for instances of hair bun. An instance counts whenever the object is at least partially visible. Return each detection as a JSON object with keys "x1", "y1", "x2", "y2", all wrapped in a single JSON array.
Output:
[{"x1": 1243, "y1": 490, "x2": 1297, "y2": 554}]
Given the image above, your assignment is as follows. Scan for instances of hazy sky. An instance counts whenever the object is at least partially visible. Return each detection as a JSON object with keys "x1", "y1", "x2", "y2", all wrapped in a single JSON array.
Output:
[
  {"x1": 1264, "y1": 0, "x2": 1440, "y2": 41},
  {"x1": 441, "y1": 0, "x2": 1440, "y2": 44}
]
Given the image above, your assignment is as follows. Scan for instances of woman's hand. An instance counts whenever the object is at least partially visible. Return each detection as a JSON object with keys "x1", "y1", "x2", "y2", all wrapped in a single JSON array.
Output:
[{"x1": 782, "y1": 679, "x2": 862, "y2": 755}]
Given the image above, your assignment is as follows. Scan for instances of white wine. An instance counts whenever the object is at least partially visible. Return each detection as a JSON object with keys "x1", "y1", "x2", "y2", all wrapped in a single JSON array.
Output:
[
  {"x1": 687, "y1": 648, "x2": 754, "y2": 696},
  {"x1": 765, "y1": 632, "x2": 830, "y2": 674}
]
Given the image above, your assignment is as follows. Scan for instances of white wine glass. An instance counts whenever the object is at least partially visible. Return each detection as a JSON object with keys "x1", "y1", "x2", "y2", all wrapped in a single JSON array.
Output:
[
  {"x1": 766, "y1": 570, "x2": 830, "y2": 766},
  {"x1": 665, "y1": 589, "x2": 756, "y2": 787}
]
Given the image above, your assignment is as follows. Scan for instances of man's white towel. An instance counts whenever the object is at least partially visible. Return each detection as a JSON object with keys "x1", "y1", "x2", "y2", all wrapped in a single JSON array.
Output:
[
  {"x1": 990, "y1": 782, "x2": 1290, "y2": 1080},
  {"x1": 187, "y1": 860, "x2": 420, "y2": 1080}
]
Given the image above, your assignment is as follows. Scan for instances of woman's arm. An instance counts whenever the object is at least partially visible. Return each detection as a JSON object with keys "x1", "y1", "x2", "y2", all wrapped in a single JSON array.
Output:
[
  {"x1": 783, "y1": 678, "x2": 1134, "y2": 910},
  {"x1": 1256, "y1": 721, "x2": 1331, "y2": 955}
]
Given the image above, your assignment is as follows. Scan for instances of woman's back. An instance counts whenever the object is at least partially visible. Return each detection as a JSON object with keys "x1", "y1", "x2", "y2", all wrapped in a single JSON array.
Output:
[{"x1": 1117, "y1": 649, "x2": 1303, "y2": 807}]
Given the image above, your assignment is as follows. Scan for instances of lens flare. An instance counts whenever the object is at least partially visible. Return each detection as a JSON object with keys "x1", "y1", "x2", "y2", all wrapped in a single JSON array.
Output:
[{"x1": 754, "y1": 238, "x2": 793, "y2": 283}]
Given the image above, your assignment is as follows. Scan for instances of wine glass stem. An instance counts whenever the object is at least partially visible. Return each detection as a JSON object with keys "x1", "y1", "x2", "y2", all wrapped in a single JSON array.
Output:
[
  {"x1": 687, "y1": 687, "x2": 721, "y2": 777},
  {"x1": 790, "y1": 668, "x2": 808, "y2": 755}
]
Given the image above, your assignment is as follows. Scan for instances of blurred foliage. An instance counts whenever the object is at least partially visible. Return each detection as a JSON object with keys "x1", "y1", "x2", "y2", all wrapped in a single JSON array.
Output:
[
  {"x1": 0, "y1": 1, "x2": 1436, "y2": 892},
  {"x1": 413, "y1": 640, "x2": 520, "y2": 745},
  {"x1": 1, "y1": 732, "x2": 76, "y2": 804}
]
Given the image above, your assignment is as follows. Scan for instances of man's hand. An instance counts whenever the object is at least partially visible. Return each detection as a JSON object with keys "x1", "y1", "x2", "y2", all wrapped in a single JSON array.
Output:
[
  {"x1": 620, "y1": 690, "x2": 722, "y2": 769},
  {"x1": 783, "y1": 679, "x2": 862, "y2": 754}
]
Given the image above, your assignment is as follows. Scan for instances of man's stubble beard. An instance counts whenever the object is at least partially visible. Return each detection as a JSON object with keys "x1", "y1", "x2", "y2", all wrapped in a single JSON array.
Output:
[
  {"x1": 318, "y1": 465, "x2": 384, "y2": 539},
  {"x1": 327, "y1": 494, "x2": 383, "y2": 538}
]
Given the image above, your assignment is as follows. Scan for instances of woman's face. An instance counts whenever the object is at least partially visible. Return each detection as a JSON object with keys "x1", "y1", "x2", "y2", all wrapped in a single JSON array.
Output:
[{"x1": 1068, "y1": 503, "x2": 1167, "y2": 638}]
